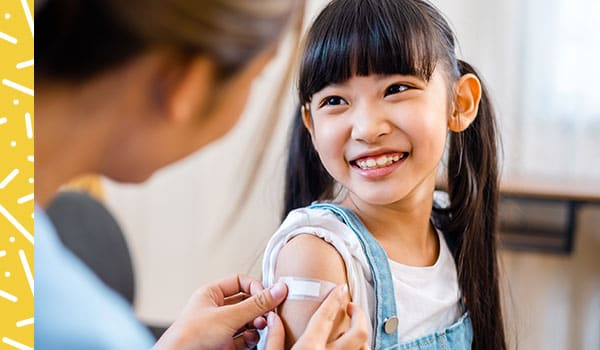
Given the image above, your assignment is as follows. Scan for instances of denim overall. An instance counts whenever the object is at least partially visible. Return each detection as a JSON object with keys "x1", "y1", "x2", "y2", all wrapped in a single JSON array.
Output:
[{"x1": 309, "y1": 203, "x2": 473, "y2": 350}]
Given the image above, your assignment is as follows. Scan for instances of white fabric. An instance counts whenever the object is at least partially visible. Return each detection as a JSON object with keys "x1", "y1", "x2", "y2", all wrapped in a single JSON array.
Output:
[{"x1": 262, "y1": 207, "x2": 462, "y2": 343}]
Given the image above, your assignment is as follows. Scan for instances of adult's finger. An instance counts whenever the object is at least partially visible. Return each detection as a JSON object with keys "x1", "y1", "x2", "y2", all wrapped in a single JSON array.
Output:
[
  {"x1": 299, "y1": 285, "x2": 348, "y2": 345},
  {"x1": 220, "y1": 282, "x2": 288, "y2": 330},
  {"x1": 224, "y1": 293, "x2": 250, "y2": 306},
  {"x1": 230, "y1": 329, "x2": 260, "y2": 350},
  {"x1": 263, "y1": 312, "x2": 285, "y2": 350},
  {"x1": 212, "y1": 275, "x2": 264, "y2": 300},
  {"x1": 331, "y1": 303, "x2": 369, "y2": 349},
  {"x1": 253, "y1": 315, "x2": 268, "y2": 330}
]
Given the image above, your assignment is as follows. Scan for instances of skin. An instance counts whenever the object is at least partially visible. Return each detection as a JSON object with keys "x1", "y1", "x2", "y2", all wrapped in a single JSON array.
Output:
[
  {"x1": 275, "y1": 235, "x2": 351, "y2": 349},
  {"x1": 36, "y1": 44, "x2": 370, "y2": 349},
  {"x1": 266, "y1": 286, "x2": 369, "y2": 350},
  {"x1": 36, "y1": 48, "x2": 272, "y2": 206},
  {"x1": 275, "y1": 67, "x2": 481, "y2": 345}
]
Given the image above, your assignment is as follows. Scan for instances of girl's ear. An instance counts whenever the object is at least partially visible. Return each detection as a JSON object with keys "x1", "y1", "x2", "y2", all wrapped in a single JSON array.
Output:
[
  {"x1": 301, "y1": 105, "x2": 315, "y2": 137},
  {"x1": 449, "y1": 73, "x2": 481, "y2": 132}
]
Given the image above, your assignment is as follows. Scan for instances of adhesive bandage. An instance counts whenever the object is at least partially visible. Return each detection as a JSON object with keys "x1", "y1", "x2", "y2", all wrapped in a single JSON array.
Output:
[{"x1": 279, "y1": 276, "x2": 338, "y2": 301}]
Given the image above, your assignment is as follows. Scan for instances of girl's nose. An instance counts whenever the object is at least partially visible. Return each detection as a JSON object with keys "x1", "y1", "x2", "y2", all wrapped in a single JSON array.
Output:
[{"x1": 350, "y1": 107, "x2": 392, "y2": 143}]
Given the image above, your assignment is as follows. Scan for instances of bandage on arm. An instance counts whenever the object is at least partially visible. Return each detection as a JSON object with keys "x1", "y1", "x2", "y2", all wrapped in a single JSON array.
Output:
[
  {"x1": 274, "y1": 234, "x2": 350, "y2": 349},
  {"x1": 279, "y1": 276, "x2": 337, "y2": 301}
]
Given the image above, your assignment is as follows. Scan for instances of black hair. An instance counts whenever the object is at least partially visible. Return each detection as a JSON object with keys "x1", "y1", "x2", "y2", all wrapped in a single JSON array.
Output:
[
  {"x1": 284, "y1": 0, "x2": 506, "y2": 348},
  {"x1": 298, "y1": 0, "x2": 458, "y2": 105},
  {"x1": 35, "y1": 0, "x2": 293, "y2": 83},
  {"x1": 36, "y1": 0, "x2": 145, "y2": 82}
]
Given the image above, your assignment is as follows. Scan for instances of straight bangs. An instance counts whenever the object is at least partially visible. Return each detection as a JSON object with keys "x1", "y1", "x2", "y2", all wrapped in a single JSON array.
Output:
[{"x1": 299, "y1": 0, "x2": 441, "y2": 104}]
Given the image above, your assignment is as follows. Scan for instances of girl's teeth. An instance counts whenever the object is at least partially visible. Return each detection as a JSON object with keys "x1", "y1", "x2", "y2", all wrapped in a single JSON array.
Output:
[{"x1": 356, "y1": 154, "x2": 404, "y2": 170}]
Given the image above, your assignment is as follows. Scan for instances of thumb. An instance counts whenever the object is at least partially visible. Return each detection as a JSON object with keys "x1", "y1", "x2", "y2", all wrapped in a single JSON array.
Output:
[
  {"x1": 223, "y1": 282, "x2": 288, "y2": 330},
  {"x1": 264, "y1": 312, "x2": 285, "y2": 350}
]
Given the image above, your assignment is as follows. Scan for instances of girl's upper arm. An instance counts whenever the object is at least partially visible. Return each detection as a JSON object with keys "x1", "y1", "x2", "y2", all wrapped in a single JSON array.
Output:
[{"x1": 274, "y1": 233, "x2": 350, "y2": 349}]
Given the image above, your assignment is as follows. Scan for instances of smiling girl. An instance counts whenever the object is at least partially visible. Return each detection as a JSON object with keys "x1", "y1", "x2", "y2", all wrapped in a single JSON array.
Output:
[{"x1": 260, "y1": 0, "x2": 506, "y2": 349}]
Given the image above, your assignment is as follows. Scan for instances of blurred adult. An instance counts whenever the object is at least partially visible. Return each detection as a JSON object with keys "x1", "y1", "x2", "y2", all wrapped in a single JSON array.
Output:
[{"x1": 35, "y1": 0, "x2": 368, "y2": 348}]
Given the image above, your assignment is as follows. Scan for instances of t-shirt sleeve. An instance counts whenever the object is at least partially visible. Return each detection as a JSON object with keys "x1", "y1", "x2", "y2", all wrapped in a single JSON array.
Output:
[{"x1": 261, "y1": 207, "x2": 370, "y2": 301}]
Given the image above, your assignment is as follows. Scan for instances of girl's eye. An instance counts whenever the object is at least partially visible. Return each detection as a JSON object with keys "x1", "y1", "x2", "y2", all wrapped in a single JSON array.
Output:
[
  {"x1": 319, "y1": 96, "x2": 347, "y2": 108},
  {"x1": 384, "y1": 84, "x2": 410, "y2": 96}
]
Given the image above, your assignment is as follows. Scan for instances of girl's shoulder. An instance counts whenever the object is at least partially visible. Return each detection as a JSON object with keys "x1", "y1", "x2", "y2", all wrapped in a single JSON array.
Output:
[
  {"x1": 282, "y1": 205, "x2": 349, "y2": 230},
  {"x1": 273, "y1": 205, "x2": 362, "y2": 254},
  {"x1": 262, "y1": 205, "x2": 370, "y2": 286}
]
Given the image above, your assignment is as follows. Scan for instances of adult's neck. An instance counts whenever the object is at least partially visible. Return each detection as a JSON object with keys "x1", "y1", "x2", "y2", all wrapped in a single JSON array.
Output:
[{"x1": 35, "y1": 81, "x2": 118, "y2": 208}]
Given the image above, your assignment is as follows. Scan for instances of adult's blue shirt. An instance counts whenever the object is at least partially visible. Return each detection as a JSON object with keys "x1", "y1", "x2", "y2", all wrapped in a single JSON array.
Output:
[{"x1": 35, "y1": 204, "x2": 155, "y2": 349}]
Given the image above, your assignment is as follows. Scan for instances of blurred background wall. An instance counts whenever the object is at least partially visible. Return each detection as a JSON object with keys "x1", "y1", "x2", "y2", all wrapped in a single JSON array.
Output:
[{"x1": 100, "y1": 0, "x2": 600, "y2": 348}]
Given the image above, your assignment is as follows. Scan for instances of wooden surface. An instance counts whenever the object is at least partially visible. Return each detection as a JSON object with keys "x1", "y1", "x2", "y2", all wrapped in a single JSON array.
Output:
[
  {"x1": 500, "y1": 175, "x2": 600, "y2": 202},
  {"x1": 437, "y1": 174, "x2": 600, "y2": 202}
]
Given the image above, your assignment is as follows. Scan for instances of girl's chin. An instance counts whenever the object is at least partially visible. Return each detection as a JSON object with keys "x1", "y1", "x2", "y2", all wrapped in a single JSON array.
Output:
[{"x1": 346, "y1": 190, "x2": 407, "y2": 207}]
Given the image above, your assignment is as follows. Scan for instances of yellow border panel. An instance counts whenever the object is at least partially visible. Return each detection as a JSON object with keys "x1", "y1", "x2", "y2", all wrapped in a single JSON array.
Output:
[{"x1": 0, "y1": 0, "x2": 34, "y2": 348}]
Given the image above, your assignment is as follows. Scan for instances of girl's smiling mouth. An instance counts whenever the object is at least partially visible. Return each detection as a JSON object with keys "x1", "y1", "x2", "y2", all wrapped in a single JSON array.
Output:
[
  {"x1": 349, "y1": 151, "x2": 409, "y2": 178},
  {"x1": 351, "y1": 152, "x2": 409, "y2": 170}
]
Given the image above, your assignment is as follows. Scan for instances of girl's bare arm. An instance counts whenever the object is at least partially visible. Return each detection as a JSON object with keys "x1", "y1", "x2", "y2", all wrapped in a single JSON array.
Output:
[{"x1": 274, "y1": 234, "x2": 351, "y2": 349}]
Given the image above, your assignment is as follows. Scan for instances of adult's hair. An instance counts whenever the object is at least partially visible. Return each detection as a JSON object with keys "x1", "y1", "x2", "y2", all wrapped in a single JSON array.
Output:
[
  {"x1": 36, "y1": 0, "x2": 294, "y2": 82},
  {"x1": 284, "y1": 0, "x2": 506, "y2": 348}
]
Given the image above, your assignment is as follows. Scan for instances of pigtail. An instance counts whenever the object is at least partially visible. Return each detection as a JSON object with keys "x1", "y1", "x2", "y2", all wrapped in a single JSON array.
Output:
[
  {"x1": 282, "y1": 105, "x2": 334, "y2": 220},
  {"x1": 445, "y1": 60, "x2": 506, "y2": 350}
]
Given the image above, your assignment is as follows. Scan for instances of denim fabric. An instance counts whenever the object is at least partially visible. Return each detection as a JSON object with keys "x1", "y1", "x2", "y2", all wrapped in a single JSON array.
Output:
[
  {"x1": 309, "y1": 203, "x2": 473, "y2": 350},
  {"x1": 394, "y1": 313, "x2": 472, "y2": 350},
  {"x1": 310, "y1": 203, "x2": 398, "y2": 349}
]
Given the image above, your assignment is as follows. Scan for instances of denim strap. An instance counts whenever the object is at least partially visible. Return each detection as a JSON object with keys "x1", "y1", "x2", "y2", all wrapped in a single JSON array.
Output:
[{"x1": 309, "y1": 203, "x2": 399, "y2": 349}]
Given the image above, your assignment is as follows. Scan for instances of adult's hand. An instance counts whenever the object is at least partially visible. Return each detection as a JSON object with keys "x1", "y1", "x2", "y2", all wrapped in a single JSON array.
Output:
[
  {"x1": 264, "y1": 285, "x2": 369, "y2": 350},
  {"x1": 154, "y1": 275, "x2": 287, "y2": 350}
]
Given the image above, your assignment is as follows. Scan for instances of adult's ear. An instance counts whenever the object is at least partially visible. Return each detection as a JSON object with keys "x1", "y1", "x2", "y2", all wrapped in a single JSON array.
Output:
[
  {"x1": 165, "y1": 55, "x2": 217, "y2": 124},
  {"x1": 449, "y1": 73, "x2": 481, "y2": 132}
]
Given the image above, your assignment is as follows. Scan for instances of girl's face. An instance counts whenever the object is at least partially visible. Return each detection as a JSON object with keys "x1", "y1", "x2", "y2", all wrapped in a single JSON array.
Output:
[{"x1": 305, "y1": 68, "x2": 451, "y2": 207}]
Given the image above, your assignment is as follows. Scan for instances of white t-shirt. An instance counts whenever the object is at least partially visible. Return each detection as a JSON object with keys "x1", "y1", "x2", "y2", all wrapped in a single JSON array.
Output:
[{"x1": 262, "y1": 207, "x2": 462, "y2": 344}]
